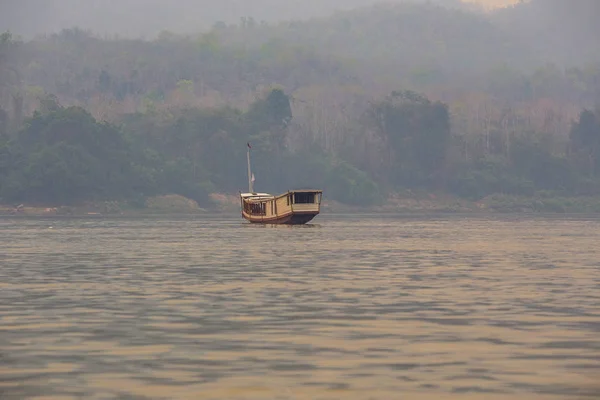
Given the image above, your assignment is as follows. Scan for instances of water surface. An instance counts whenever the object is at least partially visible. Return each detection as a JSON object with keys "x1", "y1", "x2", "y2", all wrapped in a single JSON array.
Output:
[{"x1": 1, "y1": 214, "x2": 599, "y2": 399}]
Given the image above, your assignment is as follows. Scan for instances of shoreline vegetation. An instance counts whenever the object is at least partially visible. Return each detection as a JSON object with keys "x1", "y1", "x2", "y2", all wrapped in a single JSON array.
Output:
[
  {"x1": 3, "y1": 192, "x2": 600, "y2": 216},
  {"x1": 2, "y1": 2, "x2": 600, "y2": 212}
]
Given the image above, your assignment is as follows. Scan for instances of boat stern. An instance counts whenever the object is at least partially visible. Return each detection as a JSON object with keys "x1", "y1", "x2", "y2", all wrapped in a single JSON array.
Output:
[{"x1": 289, "y1": 190, "x2": 323, "y2": 215}]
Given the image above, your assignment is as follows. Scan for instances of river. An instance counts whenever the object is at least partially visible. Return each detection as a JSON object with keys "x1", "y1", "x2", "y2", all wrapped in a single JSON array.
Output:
[{"x1": 1, "y1": 214, "x2": 599, "y2": 399}]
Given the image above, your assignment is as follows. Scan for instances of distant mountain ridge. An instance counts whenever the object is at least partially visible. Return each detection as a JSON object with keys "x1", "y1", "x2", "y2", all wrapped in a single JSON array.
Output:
[
  {"x1": 464, "y1": 0, "x2": 521, "y2": 10},
  {"x1": 1, "y1": 0, "x2": 477, "y2": 39}
]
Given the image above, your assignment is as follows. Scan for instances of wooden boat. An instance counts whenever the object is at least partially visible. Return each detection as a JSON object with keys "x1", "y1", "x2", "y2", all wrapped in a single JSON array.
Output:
[{"x1": 240, "y1": 144, "x2": 322, "y2": 225}]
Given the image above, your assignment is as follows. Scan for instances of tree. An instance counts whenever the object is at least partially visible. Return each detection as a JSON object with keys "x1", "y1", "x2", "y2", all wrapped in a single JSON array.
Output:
[
  {"x1": 245, "y1": 88, "x2": 293, "y2": 154},
  {"x1": 0, "y1": 31, "x2": 22, "y2": 133},
  {"x1": 1, "y1": 105, "x2": 135, "y2": 204},
  {"x1": 570, "y1": 109, "x2": 600, "y2": 177},
  {"x1": 511, "y1": 134, "x2": 574, "y2": 192},
  {"x1": 0, "y1": 108, "x2": 7, "y2": 139},
  {"x1": 366, "y1": 90, "x2": 451, "y2": 187}
]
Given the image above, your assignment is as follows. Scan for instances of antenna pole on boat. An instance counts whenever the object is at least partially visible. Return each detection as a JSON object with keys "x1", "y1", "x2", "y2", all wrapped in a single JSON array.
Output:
[{"x1": 247, "y1": 142, "x2": 254, "y2": 193}]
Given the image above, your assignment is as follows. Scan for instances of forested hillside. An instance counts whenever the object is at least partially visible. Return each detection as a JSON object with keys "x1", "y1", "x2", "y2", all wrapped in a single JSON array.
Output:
[{"x1": 1, "y1": 0, "x2": 600, "y2": 211}]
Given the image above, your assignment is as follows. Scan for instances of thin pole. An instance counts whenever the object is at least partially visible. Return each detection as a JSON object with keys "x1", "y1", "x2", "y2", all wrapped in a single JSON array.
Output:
[{"x1": 247, "y1": 146, "x2": 253, "y2": 193}]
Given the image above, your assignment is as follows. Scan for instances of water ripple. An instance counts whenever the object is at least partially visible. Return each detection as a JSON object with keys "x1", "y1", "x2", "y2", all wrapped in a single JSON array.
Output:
[{"x1": 1, "y1": 215, "x2": 599, "y2": 399}]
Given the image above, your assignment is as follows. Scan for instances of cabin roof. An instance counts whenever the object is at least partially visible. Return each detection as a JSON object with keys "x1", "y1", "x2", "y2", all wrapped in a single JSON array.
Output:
[
  {"x1": 240, "y1": 192, "x2": 273, "y2": 198},
  {"x1": 289, "y1": 189, "x2": 322, "y2": 193},
  {"x1": 240, "y1": 189, "x2": 322, "y2": 200}
]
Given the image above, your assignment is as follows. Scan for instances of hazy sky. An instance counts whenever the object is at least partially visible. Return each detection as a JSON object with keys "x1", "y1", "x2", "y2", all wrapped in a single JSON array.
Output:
[{"x1": 0, "y1": 0, "x2": 512, "y2": 39}]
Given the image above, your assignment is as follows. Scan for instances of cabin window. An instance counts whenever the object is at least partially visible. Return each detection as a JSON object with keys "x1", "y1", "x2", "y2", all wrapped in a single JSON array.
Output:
[
  {"x1": 287, "y1": 195, "x2": 290, "y2": 206},
  {"x1": 246, "y1": 201, "x2": 266, "y2": 215},
  {"x1": 294, "y1": 192, "x2": 315, "y2": 204}
]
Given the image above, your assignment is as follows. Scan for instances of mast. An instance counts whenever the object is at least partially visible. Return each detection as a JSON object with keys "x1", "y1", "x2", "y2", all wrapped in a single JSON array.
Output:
[{"x1": 247, "y1": 142, "x2": 254, "y2": 193}]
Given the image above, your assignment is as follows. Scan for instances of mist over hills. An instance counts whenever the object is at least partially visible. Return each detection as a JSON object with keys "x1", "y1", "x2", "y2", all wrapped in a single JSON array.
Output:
[
  {"x1": 2, "y1": 0, "x2": 598, "y2": 112},
  {"x1": 492, "y1": 0, "x2": 600, "y2": 67},
  {"x1": 2, "y1": 0, "x2": 598, "y2": 69},
  {"x1": 2, "y1": 0, "x2": 466, "y2": 39},
  {"x1": 2, "y1": 0, "x2": 600, "y2": 209}
]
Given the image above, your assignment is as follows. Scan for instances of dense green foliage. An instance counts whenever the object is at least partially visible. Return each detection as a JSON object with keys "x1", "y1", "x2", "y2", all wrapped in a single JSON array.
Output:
[
  {"x1": 1, "y1": 105, "x2": 131, "y2": 204},
  {"x1": 1, "y1": 1, "x2": 600, "y2": 209},
  {"x1": 364, "y1": 91, "x2": 450, "y2": 186},
  {"x1": 2, "y1": 86, "x2": 599, "y2": 207},
  {"x1": 0, "y1": 89, "x2": 386, "y2": 206}
]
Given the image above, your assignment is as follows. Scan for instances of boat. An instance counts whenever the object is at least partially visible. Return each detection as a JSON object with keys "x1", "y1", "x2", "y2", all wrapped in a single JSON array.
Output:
[{"x1": 240, "y1": 143, "x2": 323, "y2": 224}]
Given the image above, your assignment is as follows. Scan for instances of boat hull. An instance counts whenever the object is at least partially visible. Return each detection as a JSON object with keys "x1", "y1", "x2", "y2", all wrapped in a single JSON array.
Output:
[{"x1": 242, "y1": 211, "x2": 318, "y2": 225}]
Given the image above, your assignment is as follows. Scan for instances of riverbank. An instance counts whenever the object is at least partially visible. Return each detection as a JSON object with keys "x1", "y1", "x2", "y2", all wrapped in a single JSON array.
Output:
[{"x1": 3, "y1": 192, "x2": 600, "y2": 216}]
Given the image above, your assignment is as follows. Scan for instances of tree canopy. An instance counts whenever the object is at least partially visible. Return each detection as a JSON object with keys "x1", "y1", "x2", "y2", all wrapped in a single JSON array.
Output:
[{"x1": 1, "y1": 1, "x2": 600, "y2": 209}]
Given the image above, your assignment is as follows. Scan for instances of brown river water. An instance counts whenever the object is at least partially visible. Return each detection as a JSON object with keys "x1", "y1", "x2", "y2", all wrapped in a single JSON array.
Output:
[{"x1": 1, "y1": 214, "x2": 599, "y2": 400}]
